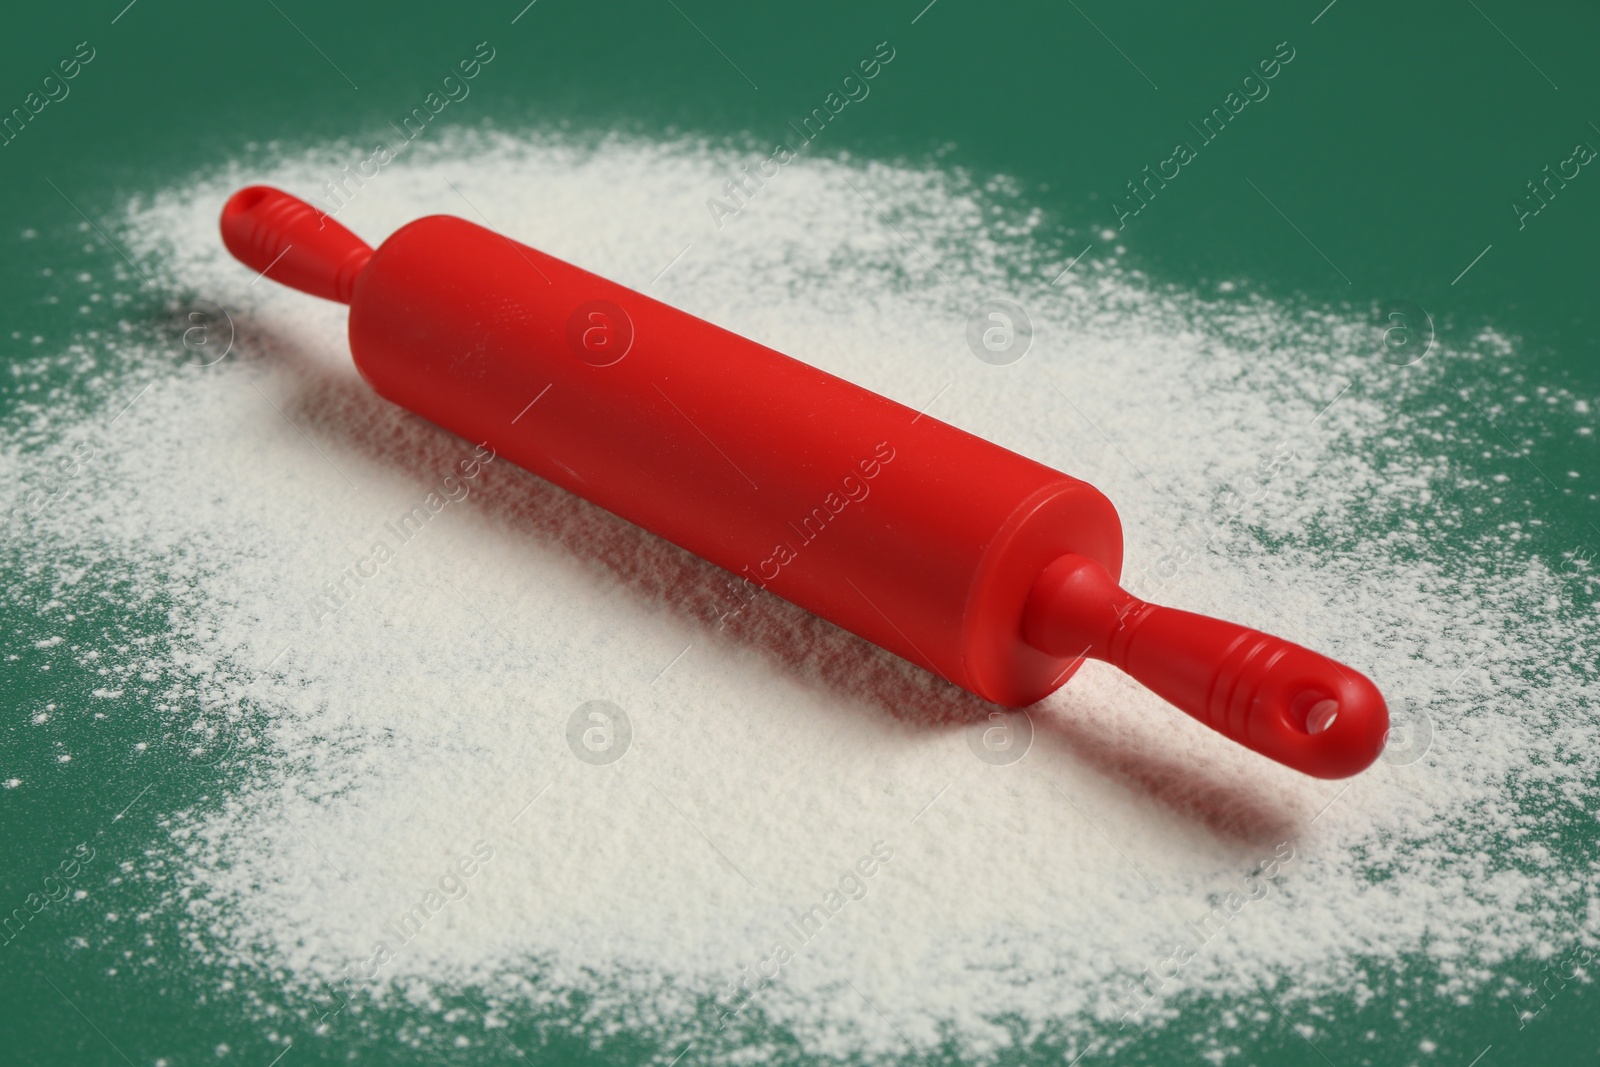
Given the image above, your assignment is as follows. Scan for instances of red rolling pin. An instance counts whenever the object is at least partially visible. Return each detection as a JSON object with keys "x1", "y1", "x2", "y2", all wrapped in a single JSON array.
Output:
[{"x1": 220, "y1": 186, "x2": 1389, "y2": 779}]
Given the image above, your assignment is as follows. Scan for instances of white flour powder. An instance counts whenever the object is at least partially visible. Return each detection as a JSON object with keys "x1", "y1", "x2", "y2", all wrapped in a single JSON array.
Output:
[{"x1": 3, "y1": 129, "x2": 1596, "y2": 1061}]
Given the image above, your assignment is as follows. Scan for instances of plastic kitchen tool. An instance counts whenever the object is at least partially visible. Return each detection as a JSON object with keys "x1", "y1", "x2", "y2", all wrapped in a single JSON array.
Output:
[{"x1": 220, "y1": 185, "x2": 1389, "y2": 779}]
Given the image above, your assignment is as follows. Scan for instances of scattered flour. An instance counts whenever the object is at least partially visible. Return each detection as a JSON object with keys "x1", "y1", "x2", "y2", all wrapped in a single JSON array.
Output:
[{"x1": 3, "y1": 128, "x2": 1597, "y2": 1061}]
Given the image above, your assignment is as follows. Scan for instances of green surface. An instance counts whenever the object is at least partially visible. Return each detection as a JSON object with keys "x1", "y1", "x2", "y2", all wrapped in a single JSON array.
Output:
[{"x1": 1, "y1": 1, "x2": 1596, "y2": 1064}]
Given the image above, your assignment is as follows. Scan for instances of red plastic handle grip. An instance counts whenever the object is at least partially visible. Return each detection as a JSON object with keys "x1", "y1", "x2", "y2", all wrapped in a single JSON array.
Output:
[
  {"x1": 219, "y1": 186, "x2": 373, "y2": 305},
  {"x1": 1022, "y1": 554, "x2": 1387, "y2": 778}
]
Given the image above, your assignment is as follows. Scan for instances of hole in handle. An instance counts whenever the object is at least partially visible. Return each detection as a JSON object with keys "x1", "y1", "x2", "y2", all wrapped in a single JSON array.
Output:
[{"x1": 1288, "y1": 688, "x2": 1341, "y2": 735}]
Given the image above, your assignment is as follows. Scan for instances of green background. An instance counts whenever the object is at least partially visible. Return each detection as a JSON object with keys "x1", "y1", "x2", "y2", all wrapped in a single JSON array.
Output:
[{"x1": 1, "y1": 1, "x2": 1596, "y2": 1064}]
